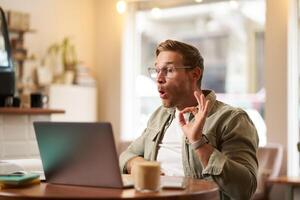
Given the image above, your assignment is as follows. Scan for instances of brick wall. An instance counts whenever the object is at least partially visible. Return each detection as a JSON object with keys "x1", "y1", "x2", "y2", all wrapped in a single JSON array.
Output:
[{"x1": 0, "y1": 115, "x2": 50, "y2": 159}]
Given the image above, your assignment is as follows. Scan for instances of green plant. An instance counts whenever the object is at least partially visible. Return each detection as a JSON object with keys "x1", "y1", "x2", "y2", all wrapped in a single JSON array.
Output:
[
  {"x1": 45, "y1": 37, "x2": 77, "y2": 72},
  {"x1": 61, "y1": 37, "x2": 77, "y2": 71}
]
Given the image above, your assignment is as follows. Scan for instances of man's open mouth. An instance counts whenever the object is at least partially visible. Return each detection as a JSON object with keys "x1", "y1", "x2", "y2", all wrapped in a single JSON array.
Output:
[{"x1": 158, "y1": 89, "x2": 167, "y2": 99}]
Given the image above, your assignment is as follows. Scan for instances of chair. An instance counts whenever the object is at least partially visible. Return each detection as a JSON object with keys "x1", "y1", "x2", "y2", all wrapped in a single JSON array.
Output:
[
  {"x1": 253, "y1": 143, "x2": 283, "y2": 200},
  {"x1": 117, "y1": 141, "x2": 132, "y2": 156}
]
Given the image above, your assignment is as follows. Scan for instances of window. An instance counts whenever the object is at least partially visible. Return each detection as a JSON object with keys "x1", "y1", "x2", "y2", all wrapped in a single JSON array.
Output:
[
  {"x1": 287, "y1": 0, "x2": 300, "y2": 176},
  {"x1": 121, "y1": 0, "x2": 266, "y2": 143}
]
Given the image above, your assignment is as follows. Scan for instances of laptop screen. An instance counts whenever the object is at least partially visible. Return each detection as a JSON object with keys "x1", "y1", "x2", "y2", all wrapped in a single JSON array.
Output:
[{"x1": 34, "y1": 122, "x2": 124, "y2": 188}]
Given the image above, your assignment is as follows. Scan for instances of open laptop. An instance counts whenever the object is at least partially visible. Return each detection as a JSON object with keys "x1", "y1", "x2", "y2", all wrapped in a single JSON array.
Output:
[{"x1": 33, "y1": 122, "x2": 132, "y2": 188}]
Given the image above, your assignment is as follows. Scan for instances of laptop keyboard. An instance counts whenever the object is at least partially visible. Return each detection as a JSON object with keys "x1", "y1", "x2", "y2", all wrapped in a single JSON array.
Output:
[{"x1": 122, "y1": 176, "x2": 134, "y2": 187}]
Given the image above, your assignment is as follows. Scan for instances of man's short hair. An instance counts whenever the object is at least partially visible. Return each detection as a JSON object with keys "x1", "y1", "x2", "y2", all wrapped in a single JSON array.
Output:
[{"x1": 156, "y1": 39, "x2": 204, "y2": 87}]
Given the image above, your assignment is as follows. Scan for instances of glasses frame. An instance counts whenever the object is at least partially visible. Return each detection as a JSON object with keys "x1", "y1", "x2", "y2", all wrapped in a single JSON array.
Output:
[{"x1": 147, "y1": 66, "x2": 194, "y2": 79}]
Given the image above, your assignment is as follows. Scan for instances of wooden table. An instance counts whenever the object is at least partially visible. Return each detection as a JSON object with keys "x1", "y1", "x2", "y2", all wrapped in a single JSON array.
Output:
[
  {"x1": 0, "y1": 177, "x2": 219, "y2": 200},
  {"x1": 268, "y1": 176, "x2": 300, "y2": 200}
]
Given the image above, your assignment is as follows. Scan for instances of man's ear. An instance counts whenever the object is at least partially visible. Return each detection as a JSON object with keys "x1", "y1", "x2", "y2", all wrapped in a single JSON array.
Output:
[{"x1": 192, "y1": 67, "x2": 202, "y2": 82}]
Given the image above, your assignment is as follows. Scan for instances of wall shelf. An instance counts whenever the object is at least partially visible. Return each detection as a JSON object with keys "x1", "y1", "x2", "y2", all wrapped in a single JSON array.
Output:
[{"x1": 0, "y1": 108, "x2": 65, "y2": 115}]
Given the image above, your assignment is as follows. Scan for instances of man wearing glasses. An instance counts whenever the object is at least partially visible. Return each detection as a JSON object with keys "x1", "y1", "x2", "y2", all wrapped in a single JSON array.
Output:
[{"x1": 120, "y1": 40, "x2": 258, "y2": 200}]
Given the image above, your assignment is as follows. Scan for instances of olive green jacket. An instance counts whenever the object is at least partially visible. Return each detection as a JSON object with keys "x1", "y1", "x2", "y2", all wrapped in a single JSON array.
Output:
[{"x1": 119, "y1": 90, "x2": 259, "y2": 200}]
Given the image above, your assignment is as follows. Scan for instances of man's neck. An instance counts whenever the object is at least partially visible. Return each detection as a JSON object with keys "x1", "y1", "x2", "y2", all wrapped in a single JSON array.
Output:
[{"x1": 176, "y1": 89, "x2": 202, "y2": 111}]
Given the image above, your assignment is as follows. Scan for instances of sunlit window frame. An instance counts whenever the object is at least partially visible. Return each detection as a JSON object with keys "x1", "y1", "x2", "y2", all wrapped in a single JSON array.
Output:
[{"x1": 287, "y1": 0, "x2": 300, "y2": 176}]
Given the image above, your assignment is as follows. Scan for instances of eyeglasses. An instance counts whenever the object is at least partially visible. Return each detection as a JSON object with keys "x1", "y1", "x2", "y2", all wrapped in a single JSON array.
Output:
[{"x1": 148, "y1": 65, "x2": 193, "y2": 79}]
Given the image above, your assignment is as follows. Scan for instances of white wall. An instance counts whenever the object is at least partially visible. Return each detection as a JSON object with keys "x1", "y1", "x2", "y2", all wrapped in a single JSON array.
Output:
[
  {"x1": 95, "y1": 0, "x2": 123, "y2": 143},
  {"x1": 0, "y1": 0, "x2": 96, "y2": 69},
  {"x1": 0, "y1": 0, "x2": 124, "y2": 143}
]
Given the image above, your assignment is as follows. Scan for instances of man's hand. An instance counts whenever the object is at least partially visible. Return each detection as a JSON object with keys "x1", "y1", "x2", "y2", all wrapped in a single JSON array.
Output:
[
  {"x1": 178, "y1": 91, "x2": 210, "y2": 143},
  {"x1": 127, "y1": 157, "x2": 165, "y2": 175},
  {"x1": 126, "y1": 156, "x2": 146, "y2": 174},
  {"x1": 178, "y1": 91, "x2": 213, "y2": 167}
]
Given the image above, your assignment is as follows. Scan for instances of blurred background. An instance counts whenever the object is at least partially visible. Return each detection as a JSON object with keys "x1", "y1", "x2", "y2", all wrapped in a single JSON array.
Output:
[{"x1": 0, "y1": 0, "x2": 298, "y2": 199}]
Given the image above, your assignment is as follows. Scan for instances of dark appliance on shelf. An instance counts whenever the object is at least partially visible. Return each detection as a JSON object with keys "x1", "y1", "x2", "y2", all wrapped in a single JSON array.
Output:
[{"x1": 0, "y1": 7, "x2": 15, "y2": 107}]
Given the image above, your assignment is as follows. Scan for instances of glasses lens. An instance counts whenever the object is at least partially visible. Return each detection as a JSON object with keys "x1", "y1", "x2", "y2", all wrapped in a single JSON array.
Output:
[
  {"x1": 165, "y1": 67, "x2": 174, "y2": 79},
  {"x1": 148, "y1": 68, "x2": 157, "y2": 79}
]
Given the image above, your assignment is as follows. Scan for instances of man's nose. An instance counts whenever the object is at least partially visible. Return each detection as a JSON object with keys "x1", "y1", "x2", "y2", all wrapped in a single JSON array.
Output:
[{"x1": 156, "y1": 70, "x2": 166, "y2": 84}]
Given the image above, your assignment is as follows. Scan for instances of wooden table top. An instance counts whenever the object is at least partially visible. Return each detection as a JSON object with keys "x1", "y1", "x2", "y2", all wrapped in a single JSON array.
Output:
[
  {"x1": 0, "y1": 176, "x2": 219, "y2": 200},
  {"x1": 268, "y1": 176, "x2": 300, "y2": 186}
]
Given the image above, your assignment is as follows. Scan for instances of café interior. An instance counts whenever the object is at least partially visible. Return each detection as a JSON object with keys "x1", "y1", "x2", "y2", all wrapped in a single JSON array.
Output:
[{"x1": 0, "y1": 0, "x2": 298, "y2": 199}]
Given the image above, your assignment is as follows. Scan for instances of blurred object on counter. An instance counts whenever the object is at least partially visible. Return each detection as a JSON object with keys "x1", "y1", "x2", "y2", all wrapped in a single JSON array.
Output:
[{"x1": 75, "y1": 62, "x2": 96, "y2": 87}]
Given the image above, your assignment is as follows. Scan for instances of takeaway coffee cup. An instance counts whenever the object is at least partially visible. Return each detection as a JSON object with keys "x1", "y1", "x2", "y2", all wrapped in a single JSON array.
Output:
[{"x1": 133, "y1": 161, "x2": 160, "y2": 192}]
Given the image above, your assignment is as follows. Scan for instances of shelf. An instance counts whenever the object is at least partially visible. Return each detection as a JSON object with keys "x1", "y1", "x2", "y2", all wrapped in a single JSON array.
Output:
[
  {"x1": 8, "y1": 28, "x2": 36, "y2": 34},
  {"x1": 0, "y1": 108, "x2": 65, "y2": 115},
  {"x1": 8, "y1": 27, "x2": 35, "y2": 82}
]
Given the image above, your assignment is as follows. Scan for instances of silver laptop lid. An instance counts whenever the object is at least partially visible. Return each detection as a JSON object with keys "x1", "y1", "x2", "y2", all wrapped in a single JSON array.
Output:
[{"x1": 34, "y1": 122, "x2": 123, "y2": 188}]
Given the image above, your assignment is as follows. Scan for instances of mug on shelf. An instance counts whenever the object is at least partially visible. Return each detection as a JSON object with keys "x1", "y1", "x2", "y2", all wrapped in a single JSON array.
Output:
[{"x1": 30, "y1": 93, "x2": 48, "y2": 108}]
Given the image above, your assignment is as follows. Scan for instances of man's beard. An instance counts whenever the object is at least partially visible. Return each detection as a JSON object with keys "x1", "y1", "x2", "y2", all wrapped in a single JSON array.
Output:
[{"x1": 161, "y1": 98, "x2": 175, "y2": 108}]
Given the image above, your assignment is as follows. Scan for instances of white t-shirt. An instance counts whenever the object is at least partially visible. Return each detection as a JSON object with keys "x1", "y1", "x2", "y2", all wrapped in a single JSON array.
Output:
[{"x1": 156, "y1": 110, "x2": 189, "y2": 176}]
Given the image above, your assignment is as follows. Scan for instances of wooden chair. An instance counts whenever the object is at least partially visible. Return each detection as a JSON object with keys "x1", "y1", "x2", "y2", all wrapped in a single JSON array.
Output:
[{"x1": 253, "y1": 144, "x2": 283, "y2": 200}]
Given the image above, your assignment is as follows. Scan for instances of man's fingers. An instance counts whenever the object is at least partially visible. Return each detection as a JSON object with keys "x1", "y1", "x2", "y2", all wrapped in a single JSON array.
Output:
[
  {"x1": 178, "y1": 112, "x2": 187, "y2": 127},
  {"x1": 194, "y1": 91, "x2": 207, "y2": 111},
  {"x1": 203, "y1": 100, "x2": 209, "y2": 115},
  {"x1": 194, "y1": 91, "x2": 201, "y2": 106},
  {"x1": 200, "y1": 93, "x2": 205, "y2": 110}
]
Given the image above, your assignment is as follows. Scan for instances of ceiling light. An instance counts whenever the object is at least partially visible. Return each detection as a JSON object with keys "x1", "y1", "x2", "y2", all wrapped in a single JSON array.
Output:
[
  {"x1": 116, "y1": 0, "x2": 127, "y2": 14},
  {"x1": 229, "y1": 0, "x2": 239, "y2": 9},
  {"x1": 195, "y1": 0, "x2": 203, "y2": 3},
  {"x1": 151, "y1": 7, "x2": 162, "y2": 18}
]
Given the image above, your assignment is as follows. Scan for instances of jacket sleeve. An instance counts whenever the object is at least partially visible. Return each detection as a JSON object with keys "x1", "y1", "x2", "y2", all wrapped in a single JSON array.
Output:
[
  {"x1": 119, "y1": 106, "x2": 169, "y2": 174},
  {"x1": 201, "y1": 112, "x2": 259, "y2": 200},
  {"x1": 119, "y1": 128, "x2": 147, "y2": 174}
]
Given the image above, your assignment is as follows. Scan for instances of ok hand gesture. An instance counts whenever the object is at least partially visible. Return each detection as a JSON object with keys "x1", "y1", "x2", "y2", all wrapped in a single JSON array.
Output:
[{"x1": 178, "y1": 91, "x2": 211, "y2": 143}]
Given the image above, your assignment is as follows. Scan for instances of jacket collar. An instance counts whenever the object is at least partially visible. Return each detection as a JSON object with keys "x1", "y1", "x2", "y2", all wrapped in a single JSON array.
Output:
[
  {"x1": 203, "y1": 90, "x2": 217, "y2": 117},
  {"x1": 166, "y1": 107, "x2": 176, "y2": 115}
]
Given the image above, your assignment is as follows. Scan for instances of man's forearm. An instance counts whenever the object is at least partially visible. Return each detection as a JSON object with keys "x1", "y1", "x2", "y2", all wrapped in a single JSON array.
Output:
[
  {"x1": 126, "y1": 156, "x2": 146, "y2": 174},
  {"x1": 194, "y1": 143, "x2": 214, "y2": 167}
]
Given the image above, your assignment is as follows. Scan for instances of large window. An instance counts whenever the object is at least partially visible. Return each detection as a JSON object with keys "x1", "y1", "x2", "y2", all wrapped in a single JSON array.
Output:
[
  {"x1": 298, "y1": 0, "x2": 300, "y2": 176},
  {"x1": 121, "y1": 0, "x2": 266, "y2": 143},
  {"x1": 287, "y1": 0, "x2": 300, "y2": 176},
  {"x1": 283, "y1": 0, "x2": 300, "y2": 177}
]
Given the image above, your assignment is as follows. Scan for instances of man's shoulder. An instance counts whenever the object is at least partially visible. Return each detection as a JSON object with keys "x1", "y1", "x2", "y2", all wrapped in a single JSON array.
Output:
[
  {"x1": 212, "y1": 100, "x2": 248, "y2": 120},
  {"x1": 205, "y1": 90, "x2": 247, "y2": 117}
]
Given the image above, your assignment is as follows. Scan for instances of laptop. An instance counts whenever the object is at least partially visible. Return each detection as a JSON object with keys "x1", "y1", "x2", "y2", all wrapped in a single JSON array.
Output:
[{"x1": 33, "y1": 122, "x2": 132, "y2": 188}]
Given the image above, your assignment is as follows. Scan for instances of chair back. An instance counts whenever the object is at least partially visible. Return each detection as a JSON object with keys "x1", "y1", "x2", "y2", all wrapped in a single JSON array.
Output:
[
  {"x1": 254, "y1": 143, "x2": 283, "y2": 200},
  {"x1": 257, "y1": 143, "x2": 283, "y2": 178}
]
